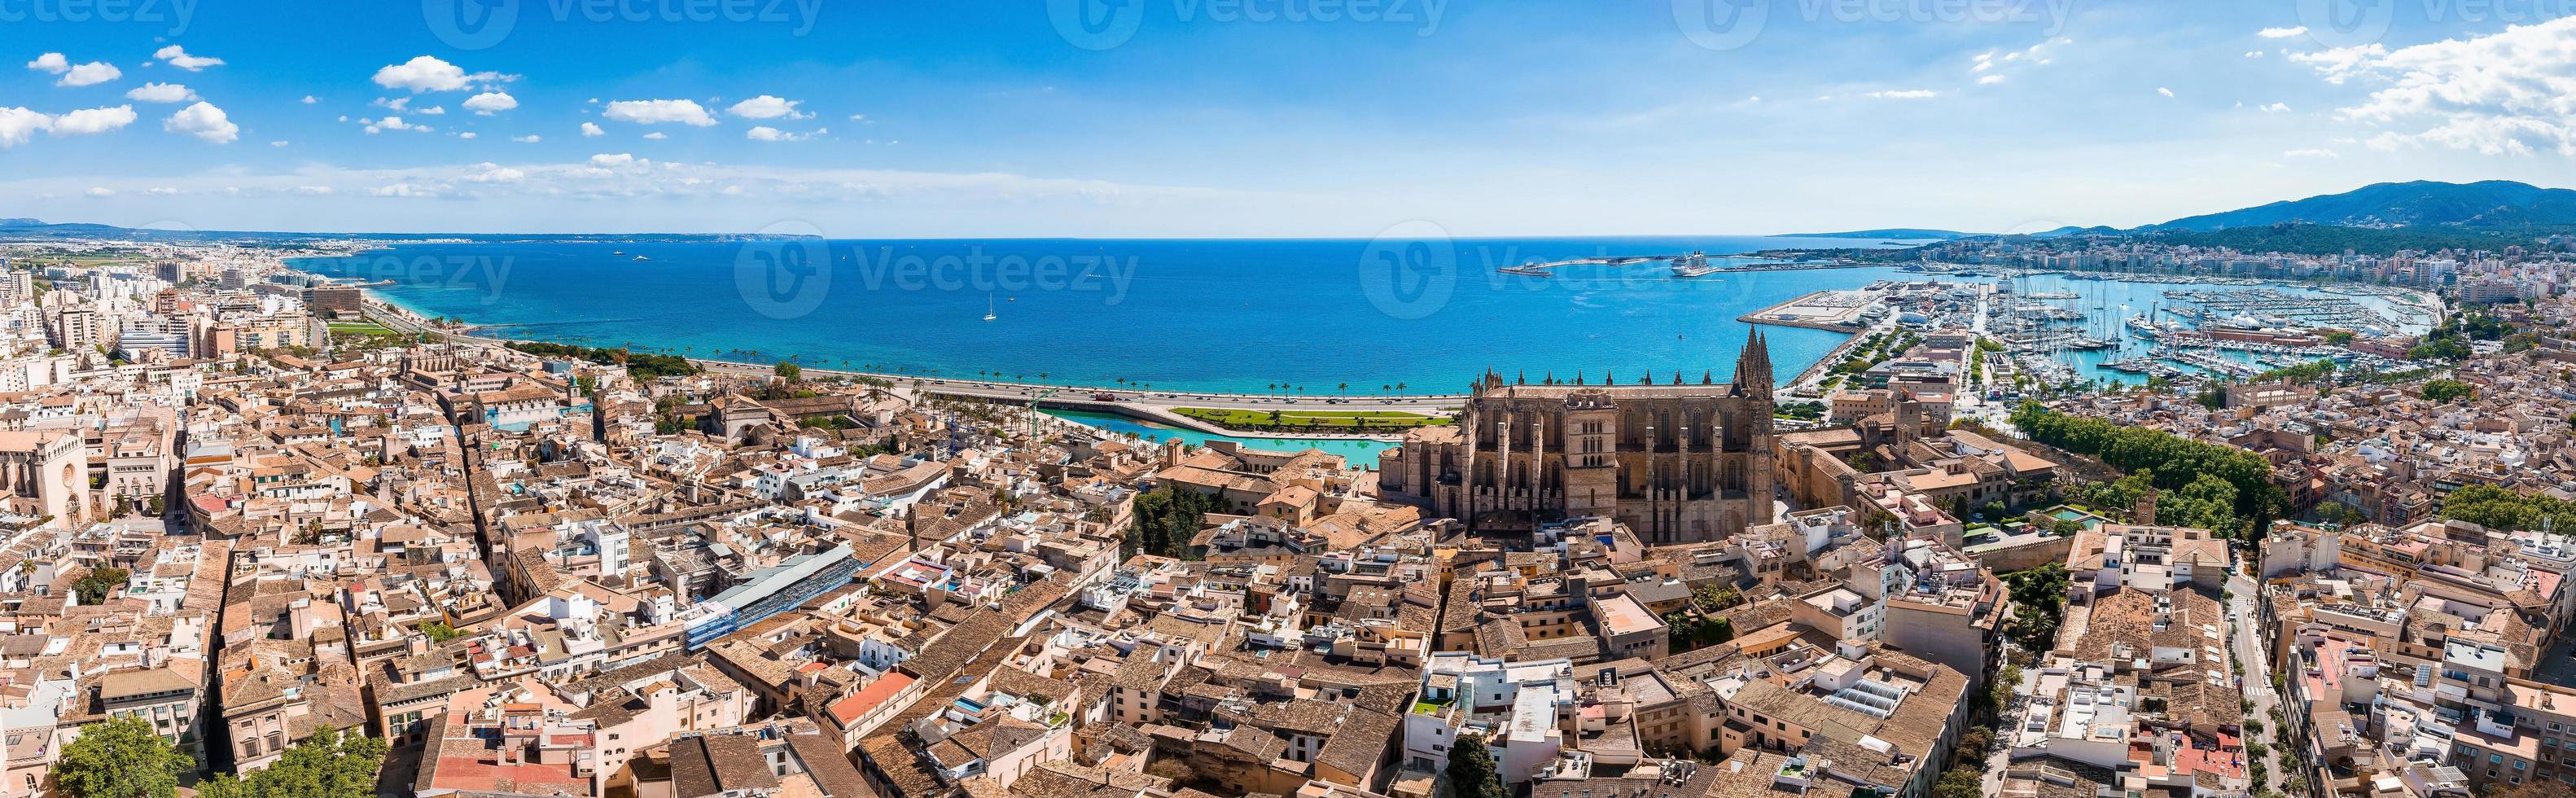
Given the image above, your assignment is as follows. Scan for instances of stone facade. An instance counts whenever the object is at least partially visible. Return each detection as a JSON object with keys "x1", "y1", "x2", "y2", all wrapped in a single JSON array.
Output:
[{"x1": 1379, "y1": 335, "x2": 1777, "y2": 544}]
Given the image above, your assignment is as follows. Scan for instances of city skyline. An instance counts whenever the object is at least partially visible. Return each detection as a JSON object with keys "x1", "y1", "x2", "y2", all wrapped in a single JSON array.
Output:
[{"x1": 9, "y1": 2, "x2": 2576, "y2": 236}]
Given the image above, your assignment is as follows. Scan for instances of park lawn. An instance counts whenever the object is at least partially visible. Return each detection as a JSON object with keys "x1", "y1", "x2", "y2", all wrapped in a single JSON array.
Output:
[
  {"x1": 330, "y1": 321, "x2": 396, "y2": 335},
  {"x1": 1175, "y1": 406, "x2": 1448, "y2": 431}
]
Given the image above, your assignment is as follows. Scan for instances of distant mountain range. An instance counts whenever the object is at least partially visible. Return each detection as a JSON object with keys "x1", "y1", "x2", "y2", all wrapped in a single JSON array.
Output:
[
  {"x1": 2147, "y1": 180, "x2": 2576, "y2": 231},
  {"x1": 1778, "y1": 228, "x2": 1985, "y2": 241},
  {"x1": 1776, "y1": 180, "x2": 2576, "y2": 243}
]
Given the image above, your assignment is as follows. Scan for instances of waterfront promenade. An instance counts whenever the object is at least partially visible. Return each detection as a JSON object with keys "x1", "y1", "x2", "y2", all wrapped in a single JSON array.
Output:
[{"x1": 364, "y1": 300, "x2": 1447, "y2": 441}]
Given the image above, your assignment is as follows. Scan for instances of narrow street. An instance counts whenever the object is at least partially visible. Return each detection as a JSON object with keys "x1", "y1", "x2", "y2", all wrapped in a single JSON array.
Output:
[
  {"x1": 1978, "y1": 651, "x2": 2041, "y2": 796},
  {"x1": 2229, "y1": 570, "x2": 2285, "y2": 796}
]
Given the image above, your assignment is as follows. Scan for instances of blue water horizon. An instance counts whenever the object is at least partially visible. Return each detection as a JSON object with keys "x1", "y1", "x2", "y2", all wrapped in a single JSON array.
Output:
[{"x1": 297, "y1": 235, "x2": 1919, "y2": 395}]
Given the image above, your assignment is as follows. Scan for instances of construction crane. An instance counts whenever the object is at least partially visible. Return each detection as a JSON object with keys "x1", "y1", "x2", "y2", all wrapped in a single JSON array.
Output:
[{"x1": 1026, "y1": 388, "x2": 1057, "y2": 442}]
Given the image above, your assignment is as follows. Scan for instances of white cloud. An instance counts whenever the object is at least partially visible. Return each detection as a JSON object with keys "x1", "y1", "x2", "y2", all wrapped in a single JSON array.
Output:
[
  {"x1": 642, "y1": 131, "x2": 668, "y2": 139},
  {"x1": 164, "y1": 102, "x2": 239, "y2": 143},
  {"x1": 147, "y1": 186, "x2": 178, "y2": 195},
  {"x1": 1977, "y1": 75, "x2": 2006, "y2": 86},
  {"x1": 2289, "y1": 43, "x2": 2389, "y2": 85},
  {"x1": 269, "y1": 140, "x2": 289, "y2": 147},
  {"x1": 465, "y1": 164, "x2": 524, "y2": 183},
  {"x1": 0, "y1": 108, "x2": 48, "y2": 147},
  {"x1": 418, "y1": 106, "x2": 447, "y2": 116},
  {"x1": 300, "y1": 95, "x2": 318, "y2": 104},
  {"x1": 25, "y1": 53, "x2": 68, "y2": 74},
  {"x1": 2284, "y1": 148, "x2": 2340, "y2": 158},
  {"x1": 726, "y1": 95, "x2": 812, "y2": 120},
  {"x1": 373, "y1": 55, "x2": 511, "y2": 93},
  {"x1": 2245, "y1": 51, "x2": 2265, "y2": 59},
  {"x1": 152, "y1": 46, "x2": 224, "y2": 71},
  {"x1": 589, "y1": 152, "x2": 639, "y2": 167},
  {"x1": 85, "y1": 187, "x2": 113, "y2": 197},
  {"x1": 2260, "y1": 103, "x2": 2292, "y2": 113},
  {"x1": 580, "y1": 122, "x2": 606, "y2": 137},
  {"x1": 365, "y1": 116, "x2": 428, "y2": 134},
  {"x1": 848, "y1": 113, "x2": 868, "y2": 122},
  {"x1": 604, "y1": 99, "x2": 718, "y2": 126},
  {"x1": 55, "y1": 60, "x2": 121, "y2": 87},
  {"x1": 51, "y1": 105, "x2": 136, "y2": 136},
  {"x1": 2157, "y1": 87, "x2": 2175, "y2": 98},
  {"x1": 2298, "y1": 17, "x2": 2576, "y2": 155},
  {"x1": 295, "y1": 186, "x2": 333, "y2": 195},
  {"x1": 511, "y1": 134, "x2": 541, "y2": 143},
  {"x1": 463, "y1": 92, "x2": 518, "y2": 116},
  {"x1": 1862, "y1": 90, "x2": 1939, "y2": 99},
  {"x1": 0, "y1": 105, "x2": 141, "y2": 146},
  {"x1": 125, "y1": 82, "x2": 196, "y2": 103},
  {"x1": 2258, "y1": 26, "x2": 2307, "y2": 38},
  {"x1": 456, "y1": 131, "x2": 476, "y2": 139},
  {"x1": 374, "y1": 96, "x2": 413, "y2": 112},
  {"x1": 747, "y1": 125, "x2": 828, "y2": 142}
]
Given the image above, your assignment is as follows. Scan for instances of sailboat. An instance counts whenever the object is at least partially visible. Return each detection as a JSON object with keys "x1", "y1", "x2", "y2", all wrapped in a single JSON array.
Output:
[{"x1": 983, "y1": 294, "x2": 997, "y2": 322}]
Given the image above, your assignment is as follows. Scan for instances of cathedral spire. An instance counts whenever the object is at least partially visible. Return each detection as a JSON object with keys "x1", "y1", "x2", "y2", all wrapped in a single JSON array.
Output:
[{"x1": 1736, "y1": 331, "x2": 1775, "y2": 401}]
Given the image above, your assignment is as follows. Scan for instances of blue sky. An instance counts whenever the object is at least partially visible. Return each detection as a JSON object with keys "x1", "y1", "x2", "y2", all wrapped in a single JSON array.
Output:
[{"x1": 4, "y1": 1, "x2": 2574, "y2": 236}]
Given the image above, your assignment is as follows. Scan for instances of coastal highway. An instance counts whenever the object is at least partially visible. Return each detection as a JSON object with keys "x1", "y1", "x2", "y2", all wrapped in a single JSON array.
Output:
[{"x1": 690, "y1": 359, "x2": 1470, "y2": 416}]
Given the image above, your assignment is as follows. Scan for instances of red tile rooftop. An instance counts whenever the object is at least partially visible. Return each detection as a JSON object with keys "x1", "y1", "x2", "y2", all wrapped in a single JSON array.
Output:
[{"x1": 830, "y1": 670, "x2": 916, "y2": 725}]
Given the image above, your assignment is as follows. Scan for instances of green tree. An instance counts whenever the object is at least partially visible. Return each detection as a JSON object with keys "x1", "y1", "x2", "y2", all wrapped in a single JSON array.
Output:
[
  {"x1": 72, "y1": 568, "x2": 128, "y2": 604},
  {"x1": 2420, "y1": 379, "x2": 2474, "y2": 403},
  {"x1": 214, "y1": 729, "x2": 388, "y2": 798},
  {"x1": 1933, "y1": 767, "x2": 1983, "y2": 798},
  {"x1": 419, "y1": 620, "x2": 463, "y2": 643},
  {"x1": 1692, "y1": 584, "x2": 1741, "y2": 613},
  {"x1": 2002, "y1": 564, "x2": 2070, "y2": 653},
  {"x1": 773, "y1": 362, "x2": 802, "y2": 383},
  {"x1": 54, "y1": 717, "x2": 190, "y2": 798},
  {"x1": 1126, "y1": 486, "x2": 1220, "y2": 561},
  {"x1": 1446, "y1": 732, "x2": 1507, "y2": 798}
]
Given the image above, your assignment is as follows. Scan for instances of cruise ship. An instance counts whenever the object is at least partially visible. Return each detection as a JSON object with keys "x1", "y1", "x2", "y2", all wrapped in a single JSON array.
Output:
[{"x1": 1670, "y1": 252, "x2": 1720, "y2": 278}]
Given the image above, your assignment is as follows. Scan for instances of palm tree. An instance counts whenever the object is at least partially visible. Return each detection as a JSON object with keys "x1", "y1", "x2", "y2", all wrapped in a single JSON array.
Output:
[
  {"x1": 1395, "y1": 382, "x2": 1408, "y2": 395},
  {"x1": 1338, "y1": 383, "x2": 1348, "y2": 392}
]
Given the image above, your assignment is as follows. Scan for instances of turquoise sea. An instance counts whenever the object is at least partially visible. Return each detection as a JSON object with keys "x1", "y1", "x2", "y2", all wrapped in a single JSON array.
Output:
[
  {"x1": 295, "y1": 236, "x2": 1916, "y2": 395},
  {"x1": 297, "y1": 239, "x2": 2429, "y2": 458}
]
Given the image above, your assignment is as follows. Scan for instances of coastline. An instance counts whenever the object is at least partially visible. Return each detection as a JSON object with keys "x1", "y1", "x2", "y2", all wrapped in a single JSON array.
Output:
[{"x1": 360, "y1": 299, "x2": 1422, "y2": 445}]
